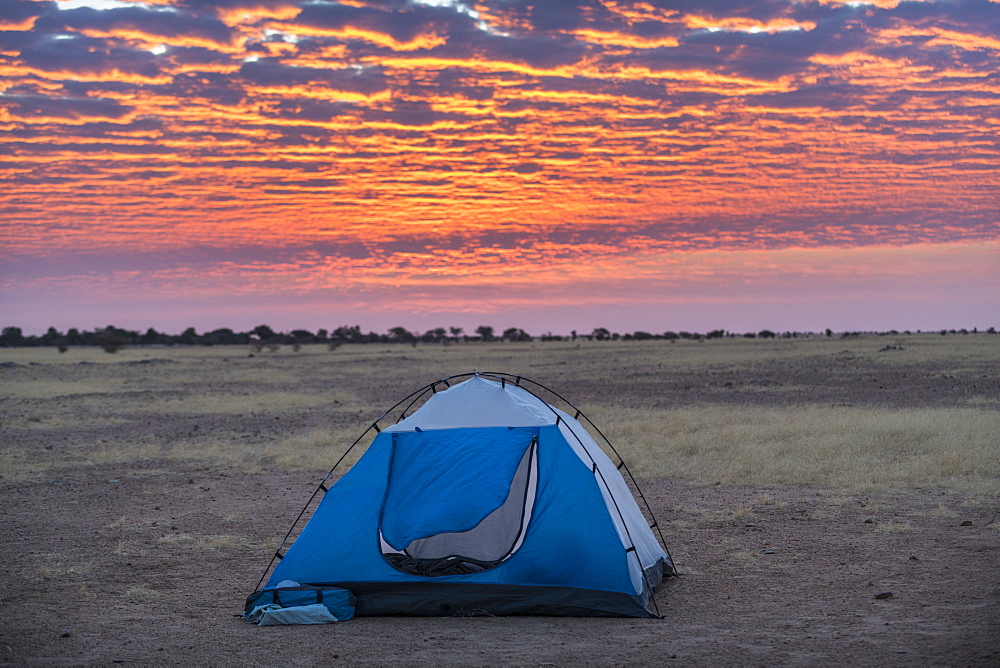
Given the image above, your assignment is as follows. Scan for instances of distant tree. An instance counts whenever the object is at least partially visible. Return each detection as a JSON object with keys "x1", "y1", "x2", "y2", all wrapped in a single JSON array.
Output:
[
  {"x1": 633, "y1": 331, "x2": 654, "y2": 341},
  {"x1": 388, "y1": 326, "x2": 416, "y2": 344},
  {"x1": 253, "y1": 324, "x2": 276, "y2": 340},
  {"x1": 139, "y1": 328, "x2": 160, "y2": 345},
  {"x1": 96, "y1": 326, "x2": 128, "y2": 353},
  {"x1": 290, "y1": 329, "x2": 316, "y2": 344},
  {"x1": 758, "y1": 330, "x2": 776, "y2": 339},
  {"x1": 332, "y1": 325, "x2": 363, "y2": 343},
  {"x1": 316, "y1": 328, "x2": 329, "y2": 341},
  {"x1": 706, "y1": 329, "x2": 725, "y2": 339},
  {"x1": 825, "y1": 328, "x2": 833, "y2": 337},
  {"x1": 503, "y1": 327, "x2": 531, "y2": 342},
  {"x1": 475, "y1": 326, "x2": 495, "y2": 342},
  {"x1": 449, "y1": 326, "x2": 464, "y2": 342},
  {"x1": 179, "y1": 327, "x2": 199, "y2": 345},
  {"x1": 420, "y1": 327, "x2": 447, "y2": 344},
  {"x1": 39, "y1": 327, "x2": 62, "y2": 346},
  {"x1": 0, "y1": 326, "x2": 25, "y2": 347},
  {"x1": 591, "y1": 327, "x2": 611, "y2": 341},
  {"x1": 204, "y1": 328, "x2": 240, "y2": 345},
  {"x1": 43, "y1": 327, "x2": 69, "y2": 352},
  {"x1": 662, "y1": 331, "x2": 679, "y2": 340}
]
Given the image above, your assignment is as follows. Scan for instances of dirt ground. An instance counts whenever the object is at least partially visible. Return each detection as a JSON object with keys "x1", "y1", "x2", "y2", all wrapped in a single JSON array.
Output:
[{"x1": 1, "y1": 337, "x2": 998, "y2": 665}]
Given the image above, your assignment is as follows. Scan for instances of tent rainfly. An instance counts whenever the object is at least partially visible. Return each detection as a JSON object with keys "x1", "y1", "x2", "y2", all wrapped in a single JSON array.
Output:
[{"x1": 246, "y1": 373, "x2": 675, "y2": 618}]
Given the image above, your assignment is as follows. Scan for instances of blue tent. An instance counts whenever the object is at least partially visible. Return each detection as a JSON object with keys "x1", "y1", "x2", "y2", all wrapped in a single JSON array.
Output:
[{"x1": 247, "y1": 373, "x2": 674, "y2": 618}]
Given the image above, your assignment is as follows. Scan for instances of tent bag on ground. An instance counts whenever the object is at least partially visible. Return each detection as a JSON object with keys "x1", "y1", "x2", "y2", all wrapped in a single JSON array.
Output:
[{"x1": 245, "y1": 584, "x2": 356, "y2": 624}]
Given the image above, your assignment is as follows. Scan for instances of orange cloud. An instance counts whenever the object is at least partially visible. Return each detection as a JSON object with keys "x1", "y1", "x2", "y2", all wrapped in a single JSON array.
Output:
[
  {"x1": 281, "y1": 25, "x2": 447, "y2": 51},
  {"x1": 683, "y1": 16, "x2": 816, "y2": 33},
  {"x1": 571, "y1": 29, "x2": 679, "y2": 48}
]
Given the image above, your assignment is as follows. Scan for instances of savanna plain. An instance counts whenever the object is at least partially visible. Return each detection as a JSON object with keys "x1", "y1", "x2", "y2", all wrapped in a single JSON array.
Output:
[{"x1": 1, "y1": 334, "x2": 998, "y2": 666}]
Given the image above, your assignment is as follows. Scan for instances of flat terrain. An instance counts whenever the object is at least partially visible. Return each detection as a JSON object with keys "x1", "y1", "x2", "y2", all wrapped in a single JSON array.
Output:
[{"x1": 1, "y1": 335, "x2": 998, "y2": 665}]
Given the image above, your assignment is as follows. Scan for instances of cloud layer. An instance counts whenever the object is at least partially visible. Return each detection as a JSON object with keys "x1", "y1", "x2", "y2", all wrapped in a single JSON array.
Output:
[{"x1": 1, "y1": 0, "x2": 998, "y2": 330}]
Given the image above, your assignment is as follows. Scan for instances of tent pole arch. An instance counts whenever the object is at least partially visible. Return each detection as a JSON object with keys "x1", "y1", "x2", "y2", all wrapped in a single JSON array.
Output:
[{"x1": 251, "y1": 371, "x2": 674, "y2": 596}]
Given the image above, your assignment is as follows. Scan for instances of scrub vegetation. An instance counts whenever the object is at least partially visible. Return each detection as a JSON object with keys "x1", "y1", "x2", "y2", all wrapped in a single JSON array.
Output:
[
  {"x1": 1, "y1": 333, "x2": 998, "y2": 493},
  {"x1": 596, "y1": 405, "x2": 999, "y2": 495}
]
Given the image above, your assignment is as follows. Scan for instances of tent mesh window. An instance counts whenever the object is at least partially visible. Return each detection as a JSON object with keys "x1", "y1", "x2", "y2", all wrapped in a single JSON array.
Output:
[{"x1": 378, "y1": 433, "x2": 538, "y2": 577}]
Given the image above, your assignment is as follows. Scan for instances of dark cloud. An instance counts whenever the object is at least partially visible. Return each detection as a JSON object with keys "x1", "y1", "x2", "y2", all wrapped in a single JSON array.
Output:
[
  {"x1": 425, "y1": 28, "x2": 589, "y2": 70},
  {"x1": 34, "y1": 5, "x2": 235, "y2": 46},
  {"x1": 293, "y1": 1, "x2": 476, "y2": 45},
  {"x1": 267, "y1": 98, "x2": 358, "y2": 123},
  {"x1": 522, "y1": 0, "x2": 595, "y2": 33},
  {"x1": 471, "y1": 0, "x2": 614, "y2": 35},
  {"x1": 166, "y1": 0, "x2": 301, "y2": 16},
  {"x1": 239, "y1": 58, "x2": 388, "y2": 94},
  {"x1": 891, "y1": 0, "x2": 1000, "y2": 34},
  {"x1": 147, "y1": 70, "x2": 247, "y2": 107},
  {"x1": 0, "y1": 0, "x2": 55, "y2": 26},
  {"x1": 510, "y1": 162, "x2": 542, "y2": 174},
  {"x1": 679, "y1": 18, "x2": 871, "y2": 79},
  {"x1": 15, "y1": 33, "x2": 165, "y2": 79},
  {"x1": 360, "y1": 98, "x2": 475, "y2": 127},
  {"x1": 164, "y1": 44, "x2": 239, "y2": 67},
  {"x1": 0, "y1": 92, "x2": 132, "y2": 120}
]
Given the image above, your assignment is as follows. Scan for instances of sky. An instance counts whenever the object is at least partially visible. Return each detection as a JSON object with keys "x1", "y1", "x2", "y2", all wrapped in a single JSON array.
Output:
[{"x1": 1, "y1": 0, "x2": 998, "y2": 336}]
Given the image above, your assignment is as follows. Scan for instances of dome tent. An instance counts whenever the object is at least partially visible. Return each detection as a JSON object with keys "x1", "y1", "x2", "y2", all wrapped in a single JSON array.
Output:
[{"x1": 246, "y1": 373, "x2": 675, "y2": 618}]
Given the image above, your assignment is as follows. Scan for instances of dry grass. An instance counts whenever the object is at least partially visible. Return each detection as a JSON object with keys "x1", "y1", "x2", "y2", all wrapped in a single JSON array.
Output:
[
  {"x1": 594, "y1": 405, "x2": 1000, "y2": 495},
  {"x1": 122, "y1": 586, "x2": 159, "y2": 603},
  {"x1": 926, "y1": 504, "x2": 958, "y2": 518},
  {"x1": 2, "y1": 335, "x2": 997, "y2": 495},
  {"x1": 33, "y1": 560, "x2": 90, "y2": 581},
  {"x1": 113, "y1": 540, "x2": 147, "y2": 558},
  {"x1": 143, "y1": 391, "x2": 345, "y2": 415},
  {"x1": 263, "y1": 427, "x2": 374, "y2": 472},
  {"x1": 196, "y1": 534, "x2": 249, "y2": 551},
  {"x1": 4, "y1": 415, "x2": 128, "y2": 429},
  {"x1": 158, "y1": 533, "x2": 195, "y2": 544},
  {"x1": 0, "y1": 450, "x2": 49, "y2": 482},
  {"x1": 0, "y1": 379, "x2": 126, "y2": 399},
  {"x1": 167, "y1": 441, "x2": 264, "y2": 467}
]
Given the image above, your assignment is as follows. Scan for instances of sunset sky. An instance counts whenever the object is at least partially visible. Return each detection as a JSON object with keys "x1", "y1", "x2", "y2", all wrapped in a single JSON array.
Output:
[{"x1": 2, "y1": 0, "x2": 998, "y2": 336}]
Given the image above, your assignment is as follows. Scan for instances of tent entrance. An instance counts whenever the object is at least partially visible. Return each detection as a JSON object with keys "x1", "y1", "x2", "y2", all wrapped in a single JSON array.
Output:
[{"x1": 378, "y1": 427, "x2": 539, "y2": 577}]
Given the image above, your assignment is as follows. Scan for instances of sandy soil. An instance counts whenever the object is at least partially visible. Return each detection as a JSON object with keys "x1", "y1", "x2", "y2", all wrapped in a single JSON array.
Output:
[
  {"x1": 1, "y1": 338, "x2": 998, "y2": 665},
  {"x1": 3, "y1": 468, "x2": 997, "y2": 665}
]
